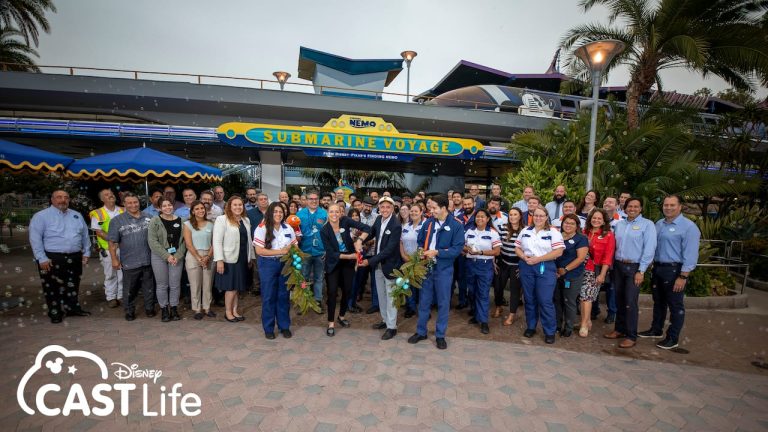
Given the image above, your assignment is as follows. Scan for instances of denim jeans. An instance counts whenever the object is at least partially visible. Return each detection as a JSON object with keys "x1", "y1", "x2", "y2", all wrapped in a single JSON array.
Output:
[{"x1": 302, "y1": 255, "x2": 325, "y2": 302}]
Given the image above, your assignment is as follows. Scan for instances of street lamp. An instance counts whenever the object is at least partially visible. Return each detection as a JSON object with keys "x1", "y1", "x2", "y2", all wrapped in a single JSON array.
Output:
[
  {"x1": 574, "y1": 39, "x2": 625, "y2": 191},
  {"x1": 272, "y1": 71, "x2": 291, "y2": 91},
  {"x1": 400, "y1": 50, "x2": 417, "y2": 103}
]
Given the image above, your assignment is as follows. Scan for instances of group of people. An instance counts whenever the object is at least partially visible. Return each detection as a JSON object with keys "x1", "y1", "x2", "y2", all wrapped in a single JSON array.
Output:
[{"x1": 28, "y1": 182, "x2": 700, "y2": 351}]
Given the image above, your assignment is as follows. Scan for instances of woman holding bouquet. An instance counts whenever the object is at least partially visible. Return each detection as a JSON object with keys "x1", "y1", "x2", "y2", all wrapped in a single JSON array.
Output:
[{"x1": 253, "y1": 202, "x2": 297, "y2": 340}]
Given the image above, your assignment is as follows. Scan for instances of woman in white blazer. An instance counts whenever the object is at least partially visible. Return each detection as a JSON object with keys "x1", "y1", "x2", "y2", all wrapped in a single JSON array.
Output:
[{"x1": 213, "y1": 196, "x2": 254, "y2": 323}]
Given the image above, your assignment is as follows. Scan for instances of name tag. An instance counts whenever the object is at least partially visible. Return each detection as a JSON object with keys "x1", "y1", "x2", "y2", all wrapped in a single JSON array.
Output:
[
  {"x1": 284, "y1": 233, "x2": 292, "y2": 238},
  {"x1": 467, "y1": 234, "x2": 476, "y2": 239},
  {"x1": 568, "y1": 239, "x2": 575, "y2": 244},
  {"x1": 632, "y1": 226, "x2": 640, "y2": 230},
  {"x1": 542, "y1": 236, "x2": 552, "y2": 240},
  {"x1": 521, "y1": 234, "x2": 531, "y2": 238},
  {"x1": 481, "y1": 235, "x2": 492, "y2": 240},
  {"x1": 167, "y1": 247, "x2": 177, "y2": 254}
]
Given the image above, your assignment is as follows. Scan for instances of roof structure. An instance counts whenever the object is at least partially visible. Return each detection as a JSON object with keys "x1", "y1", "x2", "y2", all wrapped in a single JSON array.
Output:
[{"x1": 297, "y1": 46, "x2": 403, "y2": 87}]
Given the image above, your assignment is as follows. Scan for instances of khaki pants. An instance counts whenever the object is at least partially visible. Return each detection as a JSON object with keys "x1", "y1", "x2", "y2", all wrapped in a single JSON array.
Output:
[{"x1": 185, "y1": 250, "x2": 213, "y2": 311}]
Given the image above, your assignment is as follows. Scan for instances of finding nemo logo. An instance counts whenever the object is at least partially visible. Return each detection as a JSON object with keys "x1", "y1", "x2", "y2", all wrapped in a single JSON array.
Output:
[{"x1": 216, "y1": 115, "x2": 484, "y2": 159}]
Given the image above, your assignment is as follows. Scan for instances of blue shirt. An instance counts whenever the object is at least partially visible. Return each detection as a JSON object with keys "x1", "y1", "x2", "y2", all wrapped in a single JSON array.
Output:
[
  {"x1": 296, "y1": 207, "x2": 328, "y2": 256},
  {"x1": 29, "y1": 206, "x2": 91, "y2": 262},
  {"x1": 143, "y1": 205, "x2": 161, "y2": 217},
  {"x1": 614, "y1": 215, "x2": 657, "y2": 272},
  {"x1": 512, "y1": 199, "x2": 528, "y2": 212},
  {"x1": 173, "y1": 206, "x2": 192, "y2": 220},
  {"x1": 555, "y1": 233, "x2": 589, "y2": 278},
  {"x1": 655, "y1": 214, "x2": 701, "y2": 272}
]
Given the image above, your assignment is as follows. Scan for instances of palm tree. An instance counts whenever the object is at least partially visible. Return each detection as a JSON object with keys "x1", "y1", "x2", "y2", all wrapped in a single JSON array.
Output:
[
  {"x1": 0, "y1": 27, "x2": 39, "y2": 72},
  {"x1": 0, "y1": 0, "x2": 56, "y2": 47},
  {"x1": 561, "y1": 0, "x2": 768, "y2": 130}
]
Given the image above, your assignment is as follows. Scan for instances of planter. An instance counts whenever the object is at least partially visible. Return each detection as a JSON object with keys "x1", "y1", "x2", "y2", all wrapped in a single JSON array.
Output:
[
  {"x1": 639, "y1": 291, "x2": 748, "y2": 310},
  {"x1": 745, "y1": 276, "x2": 768, "y2": 292}
]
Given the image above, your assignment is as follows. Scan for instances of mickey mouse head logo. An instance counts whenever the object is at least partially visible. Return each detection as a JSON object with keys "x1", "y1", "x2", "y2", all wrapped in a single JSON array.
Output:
[{"x1": 45, "y1": 358, "x2": 64, "y2": 374}]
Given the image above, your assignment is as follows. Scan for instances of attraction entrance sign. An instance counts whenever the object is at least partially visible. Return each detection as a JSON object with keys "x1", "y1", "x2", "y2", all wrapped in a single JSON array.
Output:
[{"x1": 216, "y1": 115, "x2": 485, "y2": 162}]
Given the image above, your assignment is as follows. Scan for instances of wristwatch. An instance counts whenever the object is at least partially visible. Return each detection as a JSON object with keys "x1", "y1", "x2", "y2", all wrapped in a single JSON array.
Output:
[{"x1": 678, "y1": 274, "x2": 688, "y2": 280}]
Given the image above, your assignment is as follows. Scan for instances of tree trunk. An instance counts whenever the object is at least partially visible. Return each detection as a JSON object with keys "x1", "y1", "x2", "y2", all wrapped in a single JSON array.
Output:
[{"x1": 626, "y1": 59, "x2": 659, "y2": 130}]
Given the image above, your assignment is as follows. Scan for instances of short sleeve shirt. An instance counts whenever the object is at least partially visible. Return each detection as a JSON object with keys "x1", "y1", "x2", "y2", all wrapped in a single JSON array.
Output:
[
  {"x1": 465, "y1": 226, "x2": 501, "y2": 260},
  {"x1": 253, "y1": 223, "x2": 297, "y2": 256},
  {"x1": 515, "y1": 226, "x2": 565, "y2": 257},
  {"x1": 555, "y1": 233, "x2": 588, "y2": 278}
]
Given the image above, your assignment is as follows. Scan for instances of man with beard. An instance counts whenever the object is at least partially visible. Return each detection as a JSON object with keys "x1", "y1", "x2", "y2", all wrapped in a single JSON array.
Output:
[
  {"x1": 244, "y1": 187, "x2": 259, "y2": 211},
  {"x1": 545, "y1": 185, "x2": 568, "y2": 220},
  {"x1": 455, "y1": 195, "x2": 477, "y2": 310}
]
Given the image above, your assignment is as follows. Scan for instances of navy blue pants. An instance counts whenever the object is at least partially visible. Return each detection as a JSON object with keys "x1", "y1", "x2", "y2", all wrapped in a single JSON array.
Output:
[
  {"x1": 259, "y1": 256, "x2": 290, "y2": 334},
  {"x1": 467, "y1": 258, "x2": 494, "y2": 323},
  {"x1": 519, "y1": 260, "x2": 557, "y2": 335},
  {"x1": 453, "y1": 256, "x2": 470, "y2": 305},
  {"x1": 417, "y1": 264, "x2": 453, "y2": 338},
  {"x1": 651, "y1": 263, "x2": 685, "y2": 342},
  {"x1": 406, "y1": 285, "x2": 420, "y2": 311},
  {"x1": 613, "y1": 262, "x2": 640, "y2": 340}
]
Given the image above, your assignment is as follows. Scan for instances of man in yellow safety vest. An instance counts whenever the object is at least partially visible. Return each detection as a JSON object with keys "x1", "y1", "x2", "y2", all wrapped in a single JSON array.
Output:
[{"x1": 89, "y1": 189, "x2": 124, "y2": 308}]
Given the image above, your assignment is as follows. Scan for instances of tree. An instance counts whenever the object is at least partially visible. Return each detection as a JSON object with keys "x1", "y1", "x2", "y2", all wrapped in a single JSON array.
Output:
[
  {"x1": 0, "y1": 0, "x2": 56, "y2": 47},
  {"x1": 561, "y1": 0, "x2": 768, "y2": 130},
  {"x1": 716, "y1": 87, "x2": 759, "y2": 106},
  {"x1": 0, "y1": 27, "x2": 39, "y2": 72}
]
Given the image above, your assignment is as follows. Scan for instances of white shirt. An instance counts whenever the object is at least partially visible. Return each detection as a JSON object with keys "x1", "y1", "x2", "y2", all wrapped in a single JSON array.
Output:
[
  {"x1": 253, "y1": 223, "x2": 297, "y2": 256},
  {"x1": 515, "y1": 226, "x2": 565, "y2": 257},
  {"x1": 465, "y1": 226, "x2": 501, "y2": 260},
  {"x1": 376, "y1": 215, "x2": 392, "y2": 255},
  {"x1": 490, "y1": 211, "x2": 508, "y2": 232},
  {"x1": 401, "y1": 220, "x2": 424, "y2": 255}
]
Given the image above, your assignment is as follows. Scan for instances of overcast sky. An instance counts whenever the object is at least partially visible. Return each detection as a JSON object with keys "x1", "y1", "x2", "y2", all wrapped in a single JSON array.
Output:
[{"x1": 35, "y1": 0, "x2": 767, "y2": 101}]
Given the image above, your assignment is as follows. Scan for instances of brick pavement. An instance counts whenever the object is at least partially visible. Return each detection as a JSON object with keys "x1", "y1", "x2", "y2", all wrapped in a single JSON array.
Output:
[{"x1": 1, "y1": 314, "x2": 767, "y2": 431}]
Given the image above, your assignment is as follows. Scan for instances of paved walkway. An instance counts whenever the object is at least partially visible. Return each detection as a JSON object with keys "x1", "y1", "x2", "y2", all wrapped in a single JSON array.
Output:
[{"x1": 2, "y1": 315, "x2": 767, "y2": 431}]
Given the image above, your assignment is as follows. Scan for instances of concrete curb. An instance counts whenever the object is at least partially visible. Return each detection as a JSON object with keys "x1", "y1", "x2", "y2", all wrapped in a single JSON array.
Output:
[{"x1": 639, "y1": 292, "x2": 748, "y2": 309}]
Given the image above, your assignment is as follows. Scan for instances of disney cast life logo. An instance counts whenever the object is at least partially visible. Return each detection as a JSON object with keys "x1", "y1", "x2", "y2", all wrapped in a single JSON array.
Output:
[{"x1": 17, "y1": 345, "x2": 201, "y2": 417}]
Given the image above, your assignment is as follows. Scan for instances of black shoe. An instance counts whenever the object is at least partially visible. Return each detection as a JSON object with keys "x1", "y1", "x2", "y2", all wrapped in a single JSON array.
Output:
[
  {"x1": 281, "y1": 329, "x2": 292, "y2": 338},
  {"x1": 455, "y1": 303, "x2": 468, "y2": 310},
  {"x1": 171, "y1": 306, "x2": 181, "y2": 321},
  {"x1": 161, "y1": 307, "x2": 171, "y2": 323},
  {"x1": 265, "y1": 332, "x2": 276, "y2": 340},
  {"x1": 206, "y1": 310, "x2": 217, "y2": 318},
  {"x1": 523, "y1": 329, "x2": 536, "y2": 338},
  {"x1": 225, "y1": 314, "x2": 238, "y2": 323},
  {"x1": 638, "y1": 329, "x2": 664, "y2": 338},
  {"x1": 656, "y1": 338, "x2": 679, "y2": 350},
  {"x1": 408, "y1": 333, "x2": 427, "y2": 344},
  {"x1": 480, "y1": 323, "x2": 490, "y2": 334},
  {"x1": 366, "y1": 306, "x2": 380, "y2": 314},
  {"x1": 468, "y1": 317, "x2": 479, "y2": 325},
  {"x1": 193, "y1": 312, "x2": 204, "y2": 320},
  {"x1": 545, "y1": 334, "x2": 556, "y2": 344},
  {"x1": 404, "y1": 308, "x2": 416, "y2": 318},
  {"x1": 337, "y1": 318, "x2": 350, "y2": 328},
  {"x1": 326, "y1": 327, "x2": 335, "y2": 337},
  {"x1": 560, "y1": 329, "x2": 573, "y2": 338},
  {"x1": 67, "y1": 309, "x2": 91, "y2": 317},
  {"x1": 125, "y1": 312, "x2": 136, "y2": 321},
  {"x1": 604, "y1": 314, "x2": 616, "y2": 324},
  {"x1": 372, "y1": 321, "x2": 387, "y2": 330},
  {"x1": 50, "y1": 316, "x2": 63, "y2": 324},
  {"x1": 381, "y1": 329, "x2": 397, "y2": 340},
  {"x1": 349, "y1": 304, "x2": 363, "y2": 314},
  {"x1": 145, "y1": 308, "x2": 156, "y2": 317},
  {"x1": 436, "y1": 337, "x2": 447, "y2": 350},
  {"x1": 234, "y1": 315, "x2": 245, "y2": 322}
]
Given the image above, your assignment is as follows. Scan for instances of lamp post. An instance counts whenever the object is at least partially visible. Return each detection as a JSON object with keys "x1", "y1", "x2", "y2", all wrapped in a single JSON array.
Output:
[
  {"x1": 272, "y1": 71, "x2": 291, "y2": 91},
  {"x1": 400, "y1": 50, "x2": 417, "y2": 103},
  {"x1": 573, "y1": 39, "x2": 625, "y2": 191}
]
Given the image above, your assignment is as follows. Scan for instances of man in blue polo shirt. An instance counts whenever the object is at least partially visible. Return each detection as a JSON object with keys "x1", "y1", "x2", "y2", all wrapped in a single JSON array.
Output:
[
  {"x1": 640, "y1": 195, "x2": 700, "y2": 350},
  {"x1": 297, "y1": 190, "x2": 328, "y2": 313},
  {"x1": 605, "y1": 197, "x2": 656, "y2": 348}
]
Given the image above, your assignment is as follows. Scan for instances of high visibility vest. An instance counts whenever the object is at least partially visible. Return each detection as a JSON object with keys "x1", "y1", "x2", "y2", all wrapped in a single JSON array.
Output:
[{"x1": 89, "y1": 206, "x2": 124, "y2": 250}]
